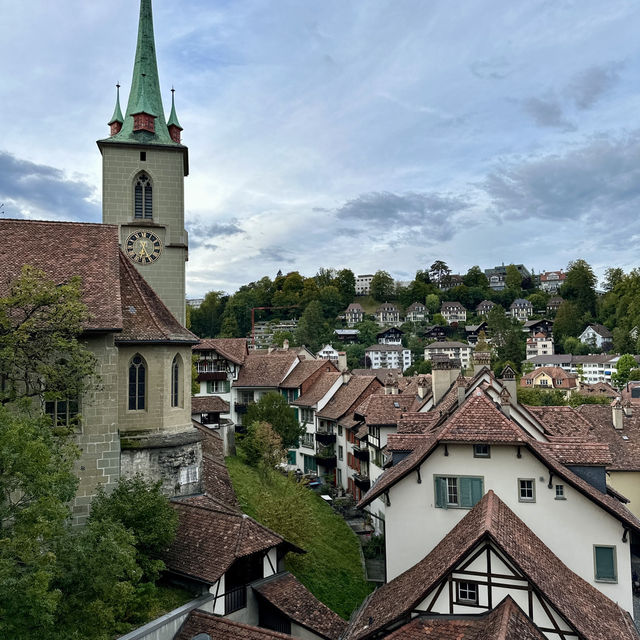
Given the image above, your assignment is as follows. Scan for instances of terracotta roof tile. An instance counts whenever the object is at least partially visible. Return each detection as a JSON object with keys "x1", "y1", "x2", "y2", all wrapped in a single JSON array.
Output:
[
  {"x1": 354, "y1": 393, "x2": 411, "y2": 426},
  {"x1": 193, "y1": 337, "x2": 249, "y2": 364},
  {"x1": 176, "y1": 610, "x2": 293, "y2": 640},
  {"x1": 234, "y1": 352, "x2": 299, "y2": 387},
  {"x1": 292, "y1": 372, "x2": 342, "y2": 407},
  {"x1": 117, "y1": 252, "x2": 197, "y2": 343},
  {"x1": 191, "y1": 395, "x2": 230, "y2": 413},
  {"x1": 164, "y1": 495, "x2": 286, "y2": 584},
  {"x1": 281, "y1": 359, "x2": 337, "y2": 389},
  {"x1": 0, "y1": 219, "x2": 122, "y2": 331},
  {"x1": 345, "y1": 492, "x2": 638, "y2": 640},
  {"x1": 385, "y1": 596, "x2": 546, "y2": 640},
  {"x1": 252, "y1": 572, "x2": 347, "y2": 639},
  {"x1": 352, "y1": 368, "x2": 402, "y2": 384},
  {"x1": 396, "y1": 412, "x2": 440, "y2": 434},
  {"x1": 316, "y1": 376, "x2": 381, "y2": 420}
]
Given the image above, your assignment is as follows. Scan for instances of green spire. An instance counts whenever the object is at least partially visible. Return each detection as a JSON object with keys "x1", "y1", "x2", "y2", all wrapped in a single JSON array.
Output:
[
  {"x1": 167, "y1": 88, "x2": 182, "y2": 129},
  {"x1": 108, "y1": 83, "x2": 124, "y2": 125},
  {"x1": 103, "y1": 0, "x2": 177, "y2": 146}
]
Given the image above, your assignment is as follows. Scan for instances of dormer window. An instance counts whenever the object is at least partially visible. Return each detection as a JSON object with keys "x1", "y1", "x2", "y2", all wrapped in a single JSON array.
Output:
[{"x1": 134, "y1": 173, "x2": 153, "y2": 219}]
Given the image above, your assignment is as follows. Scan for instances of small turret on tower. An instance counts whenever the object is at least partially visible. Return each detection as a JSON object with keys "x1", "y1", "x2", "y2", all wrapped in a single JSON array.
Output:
[
  {"x1": 167, "y1": 88, "x2": 183, "y2": 143},
  {"x1": 132, "y1": 73, "x2": 157, "y2": 133},
  {"x1": 108, "y1": 83, "x2": 124, "y2": 136}
]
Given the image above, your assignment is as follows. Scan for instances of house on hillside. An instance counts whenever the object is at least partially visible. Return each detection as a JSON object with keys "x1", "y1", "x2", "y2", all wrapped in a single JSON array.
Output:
[
  {"x1": 509, "y1": 297, "x2": 533, "y2": 321},
  {"x1": 375, "y1": 302, "x2": 401, "y2": 326},
  {"x1": 424, "y1": 341, "x2": 474, "y2": 371},
  {"x1": 520, "y1": 366, "x2": 578, "y2": 396},
  {"x1": 580, "y1": 324, "x2": 614, "y2": 351},
  {"x1": 377, "y1": 327, "x2": 404, "y2": 345},
  {"x1": 405, "y1": 301, "x2": 428, "y2": 322},
  {"x1": 475, "y1": 299, "x2": 496, "y2": 316},
  {"x1": 355, "y1": 274, "x2": 374, "y2": 296},
  {"x1": 440, "y1": 301, "x2": 467, "y2": 325},
  {"x1": 526, "y1": 333, "x2": 554, "y2": 359},
  {"x1": 365, "y1": 344, "x2": 412, "y2": 372},
  {"x1": 344, "y1": 302, "x2": 364, "y2": 325},
  {"x1": 484, "y1": 264, "x2": 531, "y2": 291},
  {"x1": 547, "y1": 295, "x2": 564, "y2": 315},
  {"x1": 333, "y1": 329, "x2": 359, "y2": 344},
  {"x1": 465, "y1": 321, "x2": 488, "y2": 345},
  {"x1": 523, "y1": 318, "x2": 554, "y2": 337},
  {"x1": 540, "y1": 269, "x2": 567, "y2": 292}
]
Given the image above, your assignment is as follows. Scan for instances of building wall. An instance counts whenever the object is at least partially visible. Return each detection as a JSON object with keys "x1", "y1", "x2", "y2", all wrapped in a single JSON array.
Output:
[
  {"x1": 608, "y1": 471, "x2": 640, "y2": 518},
  {"x1": 384, "y1": 443, "x2": 632, "y2": 612},
  {"x1": 102, "y1": 145, "x2": 187, "y2": 325}
]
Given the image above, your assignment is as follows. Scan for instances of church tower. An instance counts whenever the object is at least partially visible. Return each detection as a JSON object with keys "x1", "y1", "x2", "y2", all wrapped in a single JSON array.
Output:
[{"x1": 98, "y1": 0, "x2": 188, "y2": 325}]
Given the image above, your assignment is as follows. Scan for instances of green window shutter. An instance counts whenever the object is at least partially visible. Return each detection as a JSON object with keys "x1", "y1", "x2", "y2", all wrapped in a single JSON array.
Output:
[
  {"x1": 595, "y1": 547, "x2": 616, "y2": 581},
  {"x1": 294, "y1": 389, "x2": 299, "y2": 400},
  {"x1": 224, "y1": 380, "x2": 231, "y2": 393},
  {"x1": 294, "y1": 408, "x2": 299, "y2": 422},
  {"x1": 282, "y1": 390, "x2": 288, "y2": 399},
  {"x1": 206, "y1": 381, "x2": 213, "y2": 394},
  {"x1": 435, "y1": 477, "x2": 448, "y2": 509},
  {"x1": 459, "y1": 477, "x2": 483, "y2": 508},
  {"x1": 287, "y1": 450, "x2": 296, "y2": 465}
]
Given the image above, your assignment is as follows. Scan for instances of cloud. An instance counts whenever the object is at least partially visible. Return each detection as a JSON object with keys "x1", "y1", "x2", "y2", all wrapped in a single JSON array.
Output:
[
  {"x1": 336, "y1": 191, "x2": 471, "y2": 242},
  {"x1": 0, "y1": 151, "x2": 98, "y2": 221},
  {"x1": 186, "y1": 218, "x2": 245, "y2": 248},
  {"x1": 257, "y1": 245, "x2": 296, "y2": 265},
  {"x1": 470, "y1": 56, "x2": 511, "y2": 80},
  {"x1": 482, "y1": 131, "x2": 640, "y2": 236},
  {"x1": 566, "y1": 63, "x2": 622, "y2": 110},
  {"x1": 521, "y1": 97, "x2": 575, "y2": 131}
]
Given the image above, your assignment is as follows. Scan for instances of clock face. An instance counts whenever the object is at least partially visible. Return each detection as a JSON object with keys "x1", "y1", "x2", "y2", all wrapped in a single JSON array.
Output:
[{"x1": 125, "y1": 230, "x2": 163, "y2": 264}]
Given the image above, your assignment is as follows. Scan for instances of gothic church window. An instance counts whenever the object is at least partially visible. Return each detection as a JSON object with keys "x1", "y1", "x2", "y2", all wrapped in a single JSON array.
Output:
[
  {"x1": 171, "y1": 355, "x2": 181, "y2": 407},
  {"x1": 134, "y1": 173, "x2": 153, "y2": 219},
  {"x1": 129, "y1": 354, "x2": 146, "y2": 410}
]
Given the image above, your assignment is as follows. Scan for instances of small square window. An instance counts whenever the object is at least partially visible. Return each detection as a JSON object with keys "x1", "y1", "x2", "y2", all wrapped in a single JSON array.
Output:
[
  {"x1": 519, "y1": 478, "x2": 535, "y2": 502},
  {"x1": 555, "y1": 484, "x2": 565, "y2": 499},
  {"x1": 457, "y1": 581, "x2": 478, "y2": 604},
  {"x1": 473, "y1": 444, "x2": 490, "y2": 458}
]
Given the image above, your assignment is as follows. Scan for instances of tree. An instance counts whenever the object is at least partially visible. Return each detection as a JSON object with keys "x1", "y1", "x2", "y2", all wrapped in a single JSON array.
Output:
[
  {"x1": 463, "y1": 266, "x2": 488, "y2": 289},
  {"x1": 296, "y1": 300, "x2": 326, "y2": 352},
  {"x1": 370, "y1": 271, "x2": 395, "y2": 301},
  {"x1": 244, "y1": 391, "x2": 304, "y2": 449},
  {"x1": 354, "y1": 319, "x2": 379, "y2": 346},
  {"x1": 218, "y1": 308, "x2": 241, "y2": 338},
  {"x1": 344, "y1": 344, "x2": 366, "y2": 370},
  {"x1": 553, "y1": 301, "x2": 583, "y2": 343},
  {"x1": 314, "y1": 267, "x2": 336, "y2": 289},
  {"x1": 189, "y1": 290, "x2": 227, "y2": 338},
  {"x1": 318, "y1": 285, "x2": 344, "y2": 319},
  {"x1": 335, "y1": 269, "x2": 356, "y2": 304},
  {"x1": 429, "y1": 261, "x2": 451, "y2": 287},
  {"x1": 237, "y1": 421, "x2": 286, "y2": 473},
  {"x1": 0, "y1": 266, "x2": 97, "y2": 407},
  {"x1": 612, "y1": 354, "x2": 637, "y2": 388},
  {"x1": 425, "y1": 293, "x2": 440, "y2": 315},
  {"x1": 505, "y1": 264, "x2": 522, "y2": 291},
  {"x1": 602, "y1": 267, "x2": 624, "y2": 292},
  {"x1": 404, "y1": 360, "x2": 432, "y2": 376},
  {"x1": 560, "y1": 259, "x2": 597, "y2": 318}
]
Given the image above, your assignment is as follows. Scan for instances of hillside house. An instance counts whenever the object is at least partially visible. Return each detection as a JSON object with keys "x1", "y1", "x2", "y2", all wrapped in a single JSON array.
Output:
[
  {"x1": 440, "y1": 301, "x2": 467, "y2": 325},
  {"x1": 520, "y1": 366, "x2": 578, "y2": 396},
  {"x1": 580, "y1": 324, "x2": 614, "y2": 351},
  {"x1": 475, "y1": 300, "x2": 496, "y2": 316},
  {"x1": 547, "y1": 295, "x2": 564, "y2": 315},
  {"x1": 509, "y1": 298, "x2": 533, "y2": 321},
  {"x1": 405, "y1": 301, "x2": 428, "y2": 322},
  {"x1": 540, "y1": 269, "x2": 567, "y2": 293},
  {"x1": 377, "y1": 327, "x2": 404, "y2": 345},
  {"x1": 375, "y1": 302, "x2": 401, "y2": 326},
  {"x1": 344, "y1": 302, "x2": 364, "y2": 325},
  {"x1": 355, "y1": 274, "x2": 374, "y2": 296},
  {"x1": 365, "y1": 344, "x2": 412, "y2": 372},
  {"x1": 526, "y1": 333, "x2": 554, "y2": 359},
  {"x1": 424, "y1": 341, "x2": 474, "y2": 371}
]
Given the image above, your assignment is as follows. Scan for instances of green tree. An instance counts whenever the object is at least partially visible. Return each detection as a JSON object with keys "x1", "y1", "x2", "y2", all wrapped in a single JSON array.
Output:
[
  {"x1": 318, "y1": 285, "x2": 344, "y2": 319},
  {"x1": 272, "y1": 330, "x2": 297, "y2": 347},
  {"x1": 314, "y1": 267, "x2": 336, "y2": 289},
  {"x1": 612, "y1": 354, "x2": 637, "y2": 388},
  {"x1": 602, "y1": 267, "x2": 624, "y2": 292},
  {"x1": 370, "y1": 270, "x2": 395, "y2": 301},
  {"x1": 560, "y1": 259, "x2": 597, "y2": 318},
  {"x1": 553, "y1": 301, "x2": 583, "y2": 343},
  {"x1": 344, "y1": 343, "x2": 366, "y2": 370},
  {"x1": 296, "y1": 300, "x2": 327, "y2": 352},
  {"x1": 244, "y1": 391, "x2": 304, "y2": 449},
  {"x1": 237, "y1": 421, "x2": 286, "y2": 473},
  {"x1": 218, "y1": 308, "x2": 241, "y2": 338},
  {"x1": 189, "y1": 290, "x2": 227, "y2": 338},
  {"x1": 354, "y1": 319, "x2": 379, "y2": 346},
  {"x1": 505, "y1": 264, "x2": 522, "y2": 291},
  {"x1": 0, "y1": 266, "x2": 97, "y2": 407},
  {"x1": 463, "y1": 266, "x2": 488, "y2": 289},
  {"x1": 429, "y1": 260, "x2": 451, "y2": 288},
  {"x1": 425, "y1": 293, "x2": 440, "y2": 315},
  {"x1": 404, "y1": 360, "x2": 432, "y2": 376},
  {"x1": 335, "y1": 269, "x2": 356, "y2": 304}
]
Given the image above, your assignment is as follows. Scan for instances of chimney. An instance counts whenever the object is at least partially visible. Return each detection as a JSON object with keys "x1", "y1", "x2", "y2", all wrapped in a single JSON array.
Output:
[
  {"x1": 267, "y1": 346, "x2": 275, "y2": 354},
  {"x1": 384, "y1": 372, "x2": 399, "y2": 395},
  {"x1": 341, "y1": 370, "x2": 352, "y2": 385},
  {"x1": 499, "y1": 387, "x2": 511, "y2": 418},
  {"x1": 456, "y1": 374, "x2": 466, "y2": 407},
  {"x1": 416, "y1": 376, "x2": 428, "y2": 399},
  {"x1": 337, "y1": 351, "x2": 348, "y2": 372},
  {"x1": 473, "y1": 350, "x2": 491, "y2": 375},
  {"x1": 432, "y1": 356, "x2": 459, "y2": 406},
  {"x1": 282, "y1": 339, "x2": 290, "y2": 351},
  {"x1": 623, "y1": 399, "x2": 633, "y2": 417},
  {"x1": 612, "y1": 398, "x2": 624, "y2": 430},
  {"x1": 500, "y1": 366, "x2": 518, "y2": 405}
]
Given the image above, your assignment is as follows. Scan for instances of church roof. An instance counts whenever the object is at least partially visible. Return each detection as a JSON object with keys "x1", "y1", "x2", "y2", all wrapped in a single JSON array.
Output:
[
  {"x1": 0, "y1": 219, "x2": 196, "y2": 344},
  {"x1": 99, "y1": 0, "x2": 184, "y2": 149},
  {"x1": 108, "y1": 83, "x2": 124, "y2": 125}
]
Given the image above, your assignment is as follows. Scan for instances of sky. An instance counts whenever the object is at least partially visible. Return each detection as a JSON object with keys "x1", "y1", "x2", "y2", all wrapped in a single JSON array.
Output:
[{"x1": 1, "y1": 1, "x2": 640, "y2": 298}]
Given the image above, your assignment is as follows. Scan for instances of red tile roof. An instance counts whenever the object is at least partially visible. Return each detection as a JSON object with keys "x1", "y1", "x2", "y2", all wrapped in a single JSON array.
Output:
[
  {"x1": 234, "y1": 352, "x2": 299, "y2": 387},
  {"x1": 316, "y1": 375, "x2": 381, "y2": 421},
  {"x1": 175, "y1": 610, "x2": 293, "y2": 640},
  {"x1": 191, "y1": 395, "x2": 230, "y2": 414},
  {"x1": 345, "y1": 492, "x2": 639, "y2": 640},
  {"x1": 252, "y1": 572, "x2": 347, "y2": 639},
  {"x1": 291, "y1": 371, "x2": 342, "y2": 407},
  {"x1": 385, "y1": 596, "x2": 546, "y2": 640},
  {"x1": 281, "y1": 359, "x2": 337, "y2": 389},
  {"x1": 0, "y1": 219, "x2": 122, "y2": 331},
  {"x1": 164, "y1": 495, "x2": 290, "y2": 584},
  {"x1": 193, "y1": 337, "x2": 249, "y2": 364}
]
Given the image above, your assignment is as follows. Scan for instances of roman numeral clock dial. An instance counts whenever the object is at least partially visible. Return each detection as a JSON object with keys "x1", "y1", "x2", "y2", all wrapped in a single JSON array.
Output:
[{"x1": 125, "y1": 230, "x2": 163, "y2": 264}]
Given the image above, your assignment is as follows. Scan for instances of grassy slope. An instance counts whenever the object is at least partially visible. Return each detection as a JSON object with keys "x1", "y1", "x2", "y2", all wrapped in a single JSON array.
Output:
[{"x1": 226, "y1": 457, "x2": 373, "y2": 619}]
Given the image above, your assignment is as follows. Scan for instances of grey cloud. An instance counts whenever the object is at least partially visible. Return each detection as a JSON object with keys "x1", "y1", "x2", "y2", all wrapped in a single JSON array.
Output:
[
  {"x1": 470, "y1": 56, "x2": 511, "y2": 80},
  {"x1": 482, "y1": 131, "x2": 640, "y2": 233},
  {"x1": 187, "y1": 219, "x2": 245, "y2": 248},
  {"x1": 336, "y1": 191, "x2": 470, "y2": 242},
  {"x1": 0, "y1": 150, "x2": 98, "y2": 221},
  {"x1": 566, "y1": 63, "x2": 622, "y2": 110},
  {"x1": 522, "y1": 97, "x2": 575, "y2": 131},
  {"x1": 257, "y1": 246, "x2": 296, "y2": 264}
]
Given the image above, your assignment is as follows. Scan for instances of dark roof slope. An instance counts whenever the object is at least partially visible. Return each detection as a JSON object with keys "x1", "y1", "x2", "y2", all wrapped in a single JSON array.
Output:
[
  {"x1": 345, "y1": 492, "x2": 638, "y2": 640},
  {"x1": 253, "y1": 572, "x2": 347, "y2": 640},
  {"x1": 316, "y1": 375, "x2": 380, "y2": 420},
  {"x1": 281, "y1": 359, "x2": 337, "y2": 389},
  {"x1": 193, "y1": 337, "x2": 249, "y2": 364},
  {"x1": 0, "y1": 219, "x2": 123, "y2": 331},
  {"x1": 176, "y1": 610, "x2": 293, "y2": 640},
  {"x1": 191, "y1": 395, "x2": 230, "y2": 414},
  {"x1": 234, "y1": 352, "x2": 299, "y2": 387},
  {"x1": 292, "y1": 371, "x2": 342, "y2": 407}
]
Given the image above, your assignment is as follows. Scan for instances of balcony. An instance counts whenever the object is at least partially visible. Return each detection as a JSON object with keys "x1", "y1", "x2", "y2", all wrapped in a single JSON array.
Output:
[
  {"x1": 224, "y1": 585, "x2": 247, "y2": 614},
  {"x1": 314, "y1": 446, "x2": 337, "y2": 468},
  {"x1": 315, "y1": 430, "x2": 336, "y2": 445},
  {"x1": 353, "y1": 445, "x2": 369, "y2": 462},
  {"x1": 353, "y1": 473, "x2": 371, "y2": 491}
]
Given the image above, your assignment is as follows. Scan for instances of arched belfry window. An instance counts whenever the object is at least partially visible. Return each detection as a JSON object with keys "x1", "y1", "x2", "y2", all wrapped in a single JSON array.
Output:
[
  {"x1": 171, "y1": 355, "x2": 181, "y2": 408},
  {"x1": 129, "y1": 354, "x2": 146, "y2": 410},
  {"x1": 134, "y1": 173, "x2": 153, "y2": 219}
]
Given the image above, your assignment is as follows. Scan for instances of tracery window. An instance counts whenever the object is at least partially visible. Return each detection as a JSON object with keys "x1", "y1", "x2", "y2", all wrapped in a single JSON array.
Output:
[
  {"x1": 134, "y1": 173, "x2": 153, "y2": 219},
  {"x1": 129, "y1": 354, "x2": 146, "y2": 410}
]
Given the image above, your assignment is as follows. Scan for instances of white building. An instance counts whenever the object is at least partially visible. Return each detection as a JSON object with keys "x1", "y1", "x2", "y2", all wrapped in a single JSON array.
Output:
[
  {"x1": 526, "y1": 332, "x2": 554, "y2": 359},
  {"x1": 355, "y1": 274, "x2": 374, "y2": 296},
  {"x1": 440, "y1": 301, "x2": 467, "y2": 325},
  {"x1": 509, "y1": 297, "x2": 533, "y2": 321},
  {"x1": 365, "y1": 344, "x2": 412, "y2": 371},
  {"x1": 580, "y1": 324, "x2": 613, "y2": 351},
  {"x1": 424, "y1": 341, "x2": 474, "y2": 371}
]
